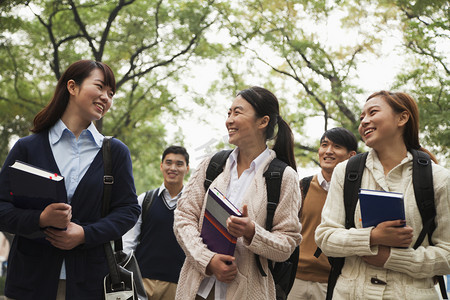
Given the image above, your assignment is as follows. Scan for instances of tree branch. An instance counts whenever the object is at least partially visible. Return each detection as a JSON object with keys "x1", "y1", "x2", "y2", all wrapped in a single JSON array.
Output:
[
  {"x1": 68, "y1": 0, "x2": 98, "y2": 59},
  {"x1": 117, "y1": 17, "x2": 214, "y2": 88},
  {"x1": 251, "y1": 50, "x2": 329, "y2": 131},
  {"x1": 98, "y1": 0, "x2": 136, "y2": 59},
  {"x1": 406, "y1": 41, "x2": 449, "y2": 75}
]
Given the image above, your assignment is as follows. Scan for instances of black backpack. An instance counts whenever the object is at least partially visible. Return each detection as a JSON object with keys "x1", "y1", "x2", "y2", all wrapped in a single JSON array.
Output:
[
  {"x1": 318, "y1": 149, "x2": 447, "y2": 300},
  {"x1": 204, "y1": 150, "x2": 299, "y2": 300}
]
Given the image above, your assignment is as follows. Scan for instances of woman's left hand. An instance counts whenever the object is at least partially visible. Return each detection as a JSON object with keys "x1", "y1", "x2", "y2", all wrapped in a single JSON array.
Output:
[
  {"x1": 362, "y1": 245, "x2": 390, "y2": 267},
  {"x1": 44, "y1": 222, "x2": 85, "y2": 250},
  {"x1": 227, "y1": 205, "x2": 255, "y2": 241}
]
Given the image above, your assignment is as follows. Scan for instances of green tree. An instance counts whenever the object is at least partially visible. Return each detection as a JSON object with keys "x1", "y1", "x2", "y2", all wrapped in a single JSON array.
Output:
[
  {"x1": 211, "y1": 0, "x2": 379, "y2": 165},
  {"x1": 210, "y1": 0, "x2": 449, "y2": 167},
  {"x1": 0, "y1": 0, "x2": 218, "y2": 192},
  {"x1": 388, "y1": 0, "x2": 449, "y2": 164}
]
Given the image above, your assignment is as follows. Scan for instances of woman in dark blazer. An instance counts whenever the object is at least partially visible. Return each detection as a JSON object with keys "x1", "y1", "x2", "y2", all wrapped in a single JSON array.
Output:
[{"x1": 0, "y1": 60, "x2": 140, "y2": 299}]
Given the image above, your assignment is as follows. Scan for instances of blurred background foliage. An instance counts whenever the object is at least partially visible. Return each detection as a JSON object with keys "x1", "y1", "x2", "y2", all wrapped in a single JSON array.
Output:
[{"x1": 0, "y1": 0, "x2": 448, "y2": 193}]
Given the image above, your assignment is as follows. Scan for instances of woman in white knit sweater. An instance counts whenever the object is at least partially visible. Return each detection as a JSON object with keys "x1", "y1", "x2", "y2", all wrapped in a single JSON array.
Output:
[
  {"x1": 315, "y1": 91, "x2": 450, "y2": 299},
  {"x1": 173, "y1": 86, "x2": 302, "y2": 300}
]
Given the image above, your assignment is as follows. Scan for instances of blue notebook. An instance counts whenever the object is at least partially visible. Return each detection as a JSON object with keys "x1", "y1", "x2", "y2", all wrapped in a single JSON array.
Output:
[{"x1": 358, "y1": 189, "x2": 405, "y2": 228}]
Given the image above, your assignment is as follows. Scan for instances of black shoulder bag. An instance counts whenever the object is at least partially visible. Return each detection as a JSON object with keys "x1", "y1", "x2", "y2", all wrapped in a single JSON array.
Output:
[{"x1": 101, "y1": 137, "x2": 148, "y2": 300}]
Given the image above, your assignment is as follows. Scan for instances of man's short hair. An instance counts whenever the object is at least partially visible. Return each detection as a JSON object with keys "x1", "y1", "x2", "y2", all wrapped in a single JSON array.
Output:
[
  {"x1": 162, "y1": 146, "x2": 190, "y2": 166},
  {"x1": 320, "y1": 127, "x2": 358, "y2": 152}
]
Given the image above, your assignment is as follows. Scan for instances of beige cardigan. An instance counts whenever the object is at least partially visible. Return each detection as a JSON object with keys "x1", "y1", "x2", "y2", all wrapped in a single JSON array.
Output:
[
  {"x1": 174, "y1": 150, "x2": 302, "y2": 300},
  {"x1": 315, "y1": 149, "x2": 450, "y2": 300}
]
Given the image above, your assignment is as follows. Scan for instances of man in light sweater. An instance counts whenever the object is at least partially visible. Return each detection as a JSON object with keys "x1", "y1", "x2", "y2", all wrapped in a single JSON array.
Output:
[
  {"x1": 123, "y1": 146, "x2": 190, "y2": 300},
  {"x1": 288, "y1": 127, "x2": 357, "y2": 300}
]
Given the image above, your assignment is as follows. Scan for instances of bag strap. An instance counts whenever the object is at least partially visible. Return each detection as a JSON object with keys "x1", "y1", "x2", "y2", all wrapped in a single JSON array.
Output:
[
  {"x1": 263, "y1": 158, "x2": 287, "y2": 230},
  {"x1": 204, "y1": 150, "x2": 233, "y2": 191},
  {"x1": 142, "y1": 188, "x2": 159, "y2": 220},
  {"x1": 101, "y1": 136, "x2": 124, "y2": 290},
  {"x1": 299, "y1": 175, "x2": 313, "y2": 200},
  {"x1": 255, "y1": 158, "x2": 288, "y2": 277},
  {"x1": 299, "y1": 175, "x2": 313, "y2": 217},
  {"x1": 139, "y1": 188, "x2": 159, "y2": 242},
  {"x1": 410, "y1": 150, "x2": 447, "y2": 299},
  {"x1": 325, "y1": 152, "x2": 367, "y2": 300},
  {"x1": 411, "y1": 149, "x2": 435, "y2": 248},
  {"x1": 101, "y1": 136, "x2": 114, "y2": 218},
  {"x1": 343, "y1": 152, "x2": 368, "y2": 229}
]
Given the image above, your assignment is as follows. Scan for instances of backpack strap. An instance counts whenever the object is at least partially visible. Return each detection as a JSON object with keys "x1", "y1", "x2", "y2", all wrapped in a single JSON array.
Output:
[
  {"x1": 325, "y1": 152, "x2": 368, "y2": 300},
  {"x1": 204, "y1": 150, "x2": 233, "y2": 191},
  {"x1": 255, "y1": 158, "x2": 288, "y2": 277},
  {"x1": 264, "y1": 158, "x2": 287, "y2": 230},
  {"x1": 299, "y1": 175, "x2": 313, "y2": 201},
  {"x1": 410, "y1": 150, "x2": 447, "y2": 299},
  {"x1": 142, "y1": 189, "x2": 159, "y2": 221},
  {"x1": 138, "y1": 188, "x2": 159, "y2": 241},
  {"x1": 411, "y1": 149, "x2": 435, "y2": 248},
  {"x1": 299, "y1": 175, "x2": 313, "y2": 217},
  {"x1": 343, "y1": 152, "x2": 368, "y2": 229}
]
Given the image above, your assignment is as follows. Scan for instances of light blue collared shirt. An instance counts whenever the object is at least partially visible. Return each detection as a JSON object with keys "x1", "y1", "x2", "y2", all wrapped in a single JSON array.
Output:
[
  {"x1": 49, "y1": 119, "x2": 104, "y2": 279},
  {"x1": 49, "y1": 120, "x2": 104, "y2": 203}
]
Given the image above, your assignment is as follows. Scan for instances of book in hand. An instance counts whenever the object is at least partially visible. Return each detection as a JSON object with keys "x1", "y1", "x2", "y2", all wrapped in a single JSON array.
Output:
[
  {"x1": 359, "y1": 188, "x2": 405, "y2": 228},
  {"x1": 201, "y1": 188, "x2": 242, "y2": 256},
  {"x1": 9, "y1": 160, "x2": 67, "y2": 210}
]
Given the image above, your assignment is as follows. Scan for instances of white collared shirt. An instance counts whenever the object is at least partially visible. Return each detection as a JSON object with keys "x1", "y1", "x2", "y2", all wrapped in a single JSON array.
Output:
[
  {"x1": 317, "y1": 171, "x2": 330, "y2": 192},
  {"x1": 197, "y1": 147, "x2": 270, "y2": 300},
  {"x1": 122, "y1": 183, "x2": 184, "y2": 254}
]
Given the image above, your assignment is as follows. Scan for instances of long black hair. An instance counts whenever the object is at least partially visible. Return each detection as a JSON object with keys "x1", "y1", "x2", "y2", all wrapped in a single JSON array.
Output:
[{"x1": 237, "y1": 86, "x2": 297, "y2": 170}]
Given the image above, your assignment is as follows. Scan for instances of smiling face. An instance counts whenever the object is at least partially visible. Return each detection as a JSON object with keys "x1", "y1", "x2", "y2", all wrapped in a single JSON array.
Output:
[
  {"x1": 160, "y1": 153, "x2": 189, "y2": 187},
  {"x1": 226, "y1": 95, "x2": 267, "y2": 148},
  {"x1": 319, "y1": 137, "x2": 355, "y2": 175},
  {"x1": 358, "y1": 96, "x2": 407, "y2": 151},
  {"x1": 67, "y1": 68, "x2": 114, "y2": 126}
]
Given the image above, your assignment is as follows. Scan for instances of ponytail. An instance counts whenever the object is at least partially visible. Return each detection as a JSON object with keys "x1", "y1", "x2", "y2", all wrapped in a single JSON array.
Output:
[{"x1": 273, "y1": 116, "x2": 297, "y2": 170}]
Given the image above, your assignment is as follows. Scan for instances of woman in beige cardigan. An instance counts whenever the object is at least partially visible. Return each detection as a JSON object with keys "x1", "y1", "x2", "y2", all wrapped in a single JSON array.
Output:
[
  {"x1": 315, "y1": 91, "x2": 449, "y2": 299},
  {"x1": 174, "y1": 86, "x2": 302, "y2": 300}
]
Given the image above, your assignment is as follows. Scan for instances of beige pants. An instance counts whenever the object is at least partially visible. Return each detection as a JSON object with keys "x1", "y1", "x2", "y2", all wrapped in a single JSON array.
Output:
[
  {"x1": 6, "y1": 280, "x2": 66, "y2": 300},
  {"x1": 287, "y1": 278, "x2": 327, "y2": 300},
  {"x1": 56, "y1": 280, "x2": 66, "y2": 300},
  {"x1": 143, "y1": 278, "x2": 177, "y2": 300}
]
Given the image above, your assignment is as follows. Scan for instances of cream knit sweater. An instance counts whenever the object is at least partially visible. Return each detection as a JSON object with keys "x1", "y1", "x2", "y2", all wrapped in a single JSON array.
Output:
[
  {"x1": 315, "y1": 149, "x2": 450, "y2": 300},
  {"x1": 174, "y1": 150, "x2": 302, "y2": 300}
]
